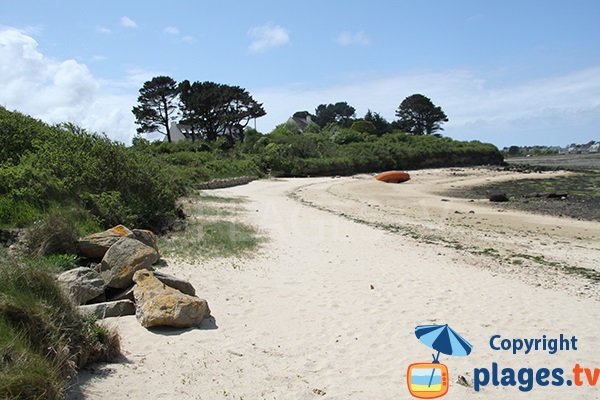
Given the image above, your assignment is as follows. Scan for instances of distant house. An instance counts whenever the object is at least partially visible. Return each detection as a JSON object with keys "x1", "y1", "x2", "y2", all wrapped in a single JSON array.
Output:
[
  {"x1": 286, "y1": 111, "x2": 319, "y2": 133},
  {"x1": 168, "y1": 122, "x2": 194, "y2": 142}
]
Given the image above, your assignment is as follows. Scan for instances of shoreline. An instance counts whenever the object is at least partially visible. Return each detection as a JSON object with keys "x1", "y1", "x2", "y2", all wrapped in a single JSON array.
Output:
[{"x1": 70, "y1": 168, "x2": 600, "y2": 400}]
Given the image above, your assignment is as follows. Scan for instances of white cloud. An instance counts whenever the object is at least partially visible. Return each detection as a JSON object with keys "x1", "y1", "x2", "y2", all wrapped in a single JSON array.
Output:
[
  {"x1": 336, "y1": 30, "x2": 370, "y2": 46},
  {"x1": 97, "y1": 26, "x2": 111, "y2": 34},
  {"x1": 248, "y1": 23, "x2": 289, "y2": 53},
  {"x1": 120, "y1": 16, "x2": 138, "y2": 28},
  {"x1": 252, "y1": 67, "x2": 600, "y2": 146},
  {"x1": 0, "y1": 28, "x2": 136, "y2": 143},
  {"x1": 164, "y1": 26, "x2": 179, "y2": 35}
]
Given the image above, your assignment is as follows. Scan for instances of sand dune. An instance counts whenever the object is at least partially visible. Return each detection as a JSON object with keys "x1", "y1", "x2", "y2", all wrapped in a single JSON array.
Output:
[{"x1": 71, "y1": 168, "x2": 600, "y2": 400}]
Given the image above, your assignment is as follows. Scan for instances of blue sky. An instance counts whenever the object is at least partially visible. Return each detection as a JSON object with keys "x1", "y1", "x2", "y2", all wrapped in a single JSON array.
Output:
[{"x1": 1, "y1": 1, "x2": 599, "y2": 147}]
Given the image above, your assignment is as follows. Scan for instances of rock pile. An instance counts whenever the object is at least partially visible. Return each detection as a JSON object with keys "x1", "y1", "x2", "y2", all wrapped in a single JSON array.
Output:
[{"x1": 56, "y1": 225, "x2": 210, "y2": 329}]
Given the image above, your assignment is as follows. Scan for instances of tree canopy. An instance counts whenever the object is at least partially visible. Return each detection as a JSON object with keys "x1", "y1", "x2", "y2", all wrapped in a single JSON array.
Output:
[
  {"x1": 313, "y1": 102, "x2": 356, "y2": 127},
  {"x1": 395, "y1": 94, "x2": 448, "y2": 135},
  {"x1": 132, "y1": 76, "x2": 180, "y2": 142},
  {"x1": 179, "y1": 80, "x2": 266, "y2": 143},
  {"x1": 364, "y1": 109, "x2": 390, "y2": 135}
]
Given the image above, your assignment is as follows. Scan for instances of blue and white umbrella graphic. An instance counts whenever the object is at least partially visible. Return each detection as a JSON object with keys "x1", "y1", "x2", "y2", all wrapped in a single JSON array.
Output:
[{"x1": 415, "y1": 324, "x2": 473, "y2": 387}]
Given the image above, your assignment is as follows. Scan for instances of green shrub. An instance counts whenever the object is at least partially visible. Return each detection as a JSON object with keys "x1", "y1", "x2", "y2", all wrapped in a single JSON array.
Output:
[
  {"x1": 332, "y1": 129, "x2": 366, "y2": 145},
  {"x1": 0, "y1": 109, "x2": 181, "y2": 231},
  {"x1": 0, "y1": 198, "x2": 40, "y2": 228},
  {"x1": 350, "y1": 120, "x2": 377, "y2": 135},
  {"x1": 83, "y1": 191, "x2": 133, "y2": 228}
]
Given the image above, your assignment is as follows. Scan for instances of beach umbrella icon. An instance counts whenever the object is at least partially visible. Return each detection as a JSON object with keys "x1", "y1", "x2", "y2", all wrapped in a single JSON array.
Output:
[
  {"x1": 415, "y1": 324, "x2": 473, "y2": 387},
  {"x1": 415, "y1": 324, "x2": 473, "y2": 361}
]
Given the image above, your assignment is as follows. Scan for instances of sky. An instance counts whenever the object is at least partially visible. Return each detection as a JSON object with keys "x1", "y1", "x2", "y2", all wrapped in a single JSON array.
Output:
[{"x1": 1, "y1": 1, "x2": 599, "y2": 148}]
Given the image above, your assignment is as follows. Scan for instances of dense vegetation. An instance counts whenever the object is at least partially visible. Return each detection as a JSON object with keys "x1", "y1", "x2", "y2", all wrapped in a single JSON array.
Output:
[
  {"x1": 0, "y1": 107, "x2": 181, "y2": 232},
  {"x1": 0, "y1": 106, "x2": 502, "y2": 232}
]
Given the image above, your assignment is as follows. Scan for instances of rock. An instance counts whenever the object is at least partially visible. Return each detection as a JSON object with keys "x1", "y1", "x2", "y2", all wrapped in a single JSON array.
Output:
[
  {"x1": 132, "y1": 270, "x2": 210, "y2": 329},
  {"x1": 87, "y1": 292, "x2": 107, "y2": 304},
  {"x1": 77, "y1": 225, "x2": 135, "y2": 259},
  {"x1": 106, "y1": 285, "x2": 135, "y2": 302},
  {"x1": 132, "y1": 229, "x2": 160, "y2": 254},
  {"x1": 489, "y1": 193, "x2": 509, "y2": 202},
  {"x1": 57, "y1": 267, "x2": 106, "y2": 304},
  {"x1": 456, "y1": 374, "x2": 471, "y2": 387},
  {"x1": 153, "y1": 271, "x2": 196, "y2": 296},
  {"x1": 79, "y1": 300, "x2": 136, "y2": 319},
  {"x1": 101, "y1": 237, "x2": 159, "y2": 289}
]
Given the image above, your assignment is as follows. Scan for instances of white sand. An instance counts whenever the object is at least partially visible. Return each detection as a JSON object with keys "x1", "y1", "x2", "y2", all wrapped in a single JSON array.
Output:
[{"x1": 71, "y1": 168, "x2": 600, "y2": 400}]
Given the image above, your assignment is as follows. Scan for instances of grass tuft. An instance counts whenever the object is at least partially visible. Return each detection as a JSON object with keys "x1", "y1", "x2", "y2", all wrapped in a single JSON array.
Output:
[
  {"x1": 160, "y1": 219, "x2": 261, "y2": 260},
  {"x1": 160, "y1": 192, "x2": 261, "y2": 260},
  {"x1": 0, "y1": 256, "x2": 120, "y2": 399}
]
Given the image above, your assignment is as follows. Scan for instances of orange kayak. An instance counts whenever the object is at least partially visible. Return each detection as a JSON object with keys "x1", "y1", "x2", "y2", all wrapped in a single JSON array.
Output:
[{"x1": 375, "y1": 171, "x2": 411, "y2": 183}]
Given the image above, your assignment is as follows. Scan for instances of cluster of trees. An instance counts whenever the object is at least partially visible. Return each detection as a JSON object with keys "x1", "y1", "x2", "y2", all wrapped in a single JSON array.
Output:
[
  {"x1": 133, "y1": 76, "x2": 265, "y2": 143},
  {"x1": 133, "y1": 76, "x2": 450, "y2": 145},
  {"x1": 303, "y1": 94, "x2": 448, "y2": 136}
]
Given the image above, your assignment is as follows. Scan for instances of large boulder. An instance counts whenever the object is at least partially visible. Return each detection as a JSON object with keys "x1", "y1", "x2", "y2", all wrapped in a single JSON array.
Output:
[
  {"x1": 132, "y1": 270, "x2": 210, "y2": 329},
  {"x1": 101, "y1": 237, "x2": 159, "y2": 289},
  {"x1": 153, "y1": 271, "x2": 196, "y2": 296},
  {"x1": 132, "y1": 229, "x2": 160, "y2": 254},
  {"x1": 57, "y1": 267, "x2": 105, "y2": 304},
  {"x1": 77, "y1": 225, "x2": 135, "y2": 259},
  {"x1": 79, "y1": 300, "x2": 136, "y2": 319}
]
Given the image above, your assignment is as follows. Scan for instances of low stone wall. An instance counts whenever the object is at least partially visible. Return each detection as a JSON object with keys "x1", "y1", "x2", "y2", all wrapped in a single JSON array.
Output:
[{"x1": 196, "y1": 176, "x2": 257, "y2": 190}]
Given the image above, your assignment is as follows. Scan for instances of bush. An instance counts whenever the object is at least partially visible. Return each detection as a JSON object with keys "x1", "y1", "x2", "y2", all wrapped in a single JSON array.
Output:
[
  {"x1": 0, "y1": 109, "x2": 180, "y2": 231},
  {"x1": 350, "y1": 120, "x2": 377, "y2": 135},
  {"x1": 332, "y1": 129, "x2": 366, "y2": 145}
]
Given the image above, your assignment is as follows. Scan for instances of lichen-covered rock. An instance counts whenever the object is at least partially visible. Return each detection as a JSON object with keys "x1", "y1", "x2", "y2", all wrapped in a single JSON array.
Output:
[
  {"x1": 77, "y1": 225, "x2": 134, "y2": 259},
  {"x1": 132, "y1": 229, "x2": 160, "y2": 254},
  {"x1": 79, "y1": 300, "x2": 136, "y2": 319},
  {"x1": 57, "y1": 267, "x2": 105, "y2": 304},
  {"x1": 153, "y1": 271, "x2": 196, "y2": 296},
  {"x1": 132, "y1": 270, "x2": 210, "y2": 328},
  {"x1": 101, "y1": 237, "x2": 159, "y2": 289}
]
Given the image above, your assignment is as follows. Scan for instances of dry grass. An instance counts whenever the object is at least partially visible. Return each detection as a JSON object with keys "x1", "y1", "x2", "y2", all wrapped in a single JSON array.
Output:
[
  {"x1": 0, "y1": 256, "x2": 121, "y2": 399},
  {"x1": 160, "y1": 192, "x2": 262, "y2": 260}
]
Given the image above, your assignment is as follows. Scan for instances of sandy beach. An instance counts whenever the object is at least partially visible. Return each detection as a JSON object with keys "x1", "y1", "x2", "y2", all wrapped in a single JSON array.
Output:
[{"x1": 70, "y1": 168, "x2": 600, "y2": 400}]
